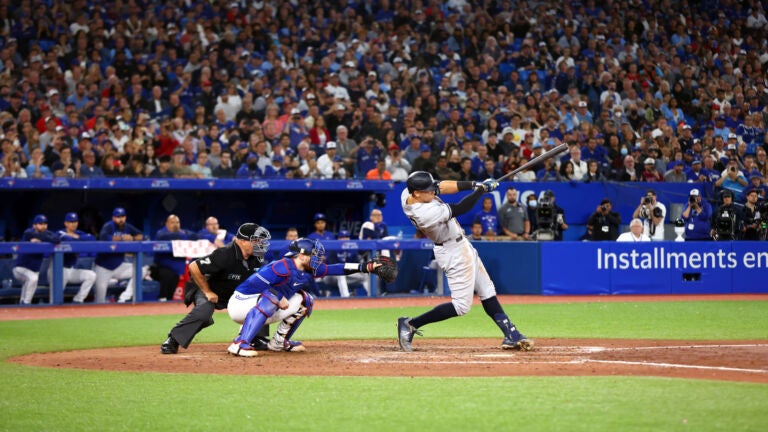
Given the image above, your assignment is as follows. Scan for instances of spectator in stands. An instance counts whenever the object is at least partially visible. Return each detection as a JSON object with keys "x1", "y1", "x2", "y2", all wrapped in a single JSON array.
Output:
[
  {"x1": 25, "y1": 147, "x2": 52, "y2": 178},
  {"x1": 236, "y1": 154, "x2": 261, "y2": 178},
  {"x1": 469, "y1": 222, "x2": 485, "y2": 241},
  {"x1": 583, "y1": 159, "x2": 607, "y2": 183},
  {"x1": 308, "y1": 213, "x2": 335, "y2": 241},
  {"x1": 498, "y1": 187, "x2": 530, "y2": 241},
  {"x1": 632, "y1": 189, "x2": 667, "y2": 241},
  {"x1": 150, "y1": 155, "x2": 174, "y2": 178},
  {"x1": 13, "y1": 214, "x2": 59, "y2": 304},
  {"x1": 366, "y1": 158, "x2": 392, "y2": 180},
  {"x1": 51, "y1": 212, "x2": 96, "y2": 303},
  {"x1": 740, "y1": 188, "x2": 763, "y2": 240},
  {"x1": 641, "y1": 157, "x2": 664, "y2": 182},
  {"x1": 93, "y1": 207, "x2": 143, "y2": 303},
  {"x1": 385, "y1": 143, "x2": 411, "y2": 181},
  {"x1": 190, "y1": 151, "x2": 212, "y2": 178},
  {"x1": 355, "y1": 137, "x2": 383, "y2": 178},
  {"x1": 169, "y1": 147, "x2": 195, "y2": 178},
  {"x1": 617, "y1": 218, "x2": 651, "y2": 242},
  {"x1": 714, "y1": 159, "x2": 748, "y2": 197},
  {"x1": 473, "y1": 197, "x2": 498, "y2": 237},
  {"x1": 78, "y1": 150, "x2": 103, "y2": 178},
  {"x1": 197, "y1": 216, "x2": 235, "y2": 248},
  {"x1": 263, "y1": 154, "x2": 289, "y2": 178},
  {"x1": 663, "y1": 160, "x2": 688, "y2": 183},
  {"x1": 212, "y1": 151, "x2": 235, "y2": 178},
  {"x1": 360, "y1": 209, "x2": 389, "y2": 241},
  {"x1": 537, "y1": 157, "x2": 561, "y2": 182},
  {"x1": 324, "y1": 230, "x2": 370, "y2": 297},
  {"x1": 152, "y1": 214, "x2": 198, "y2": 301},
  {"x1": 586, "y1": 199, "x2": 621, "y2": 241},
  {"x1": 1, "y1": 152, "x2": 27, "y2": 178}
]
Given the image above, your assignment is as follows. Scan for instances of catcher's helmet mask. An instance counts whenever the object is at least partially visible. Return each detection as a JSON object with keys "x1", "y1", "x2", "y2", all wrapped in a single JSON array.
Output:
[
  {"x1": 406, "y1": 171, "x2": 439, "y2": 194},
  {"x1": 285, "y1": 237, "x2": 326, "y2": 271}
]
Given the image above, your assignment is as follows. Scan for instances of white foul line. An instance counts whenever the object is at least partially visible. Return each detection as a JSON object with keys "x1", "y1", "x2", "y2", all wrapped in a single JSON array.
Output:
[{"x1": 583, "y1": 359, "x2": 768, "y2": 374}]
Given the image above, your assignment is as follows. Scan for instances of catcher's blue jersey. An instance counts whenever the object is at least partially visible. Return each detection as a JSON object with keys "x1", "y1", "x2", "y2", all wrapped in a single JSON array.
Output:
[{"x1": 235, "y1": 258, "x2": 346, "y2": 299}]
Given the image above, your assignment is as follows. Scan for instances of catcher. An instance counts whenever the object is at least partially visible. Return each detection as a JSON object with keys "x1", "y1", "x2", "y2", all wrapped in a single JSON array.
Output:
[{"x1": 226, "y1": 237, "x2": 396, "y2": 357}]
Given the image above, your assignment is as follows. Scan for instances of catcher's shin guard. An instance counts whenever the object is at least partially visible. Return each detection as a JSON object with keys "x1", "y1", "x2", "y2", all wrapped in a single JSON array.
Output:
[
  {"x1": 268, "y1": 291, "x2": 314, "y2": 352},
  {"x1": 237, "y1": 290, "x2": 279, "y2": 344}
]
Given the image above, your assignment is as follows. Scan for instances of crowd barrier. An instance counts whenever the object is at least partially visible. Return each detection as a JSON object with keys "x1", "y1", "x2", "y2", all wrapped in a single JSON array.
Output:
[{"x1": 3, "y1": 238, "x2": 765, "y2": 305}]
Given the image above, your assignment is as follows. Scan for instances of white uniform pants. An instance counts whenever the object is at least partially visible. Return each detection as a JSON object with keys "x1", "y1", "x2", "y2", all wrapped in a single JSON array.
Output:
[
  {"x1": 47, "y1": 265, "x2": 97, "y2": 302},
  {"x1": 12, "y1": 266, "x2": 39, "y2": 305},
  {"x1": 93, "y1": 262, "x2": 136, "y2": 303},
  {"x1": 227, "y1": 291, "x2": 304, "y2": 325},
  {"x1": 434, "y1": 239, "x2": 496, "y2": 316},
  {"x1": 324, "y1": 273, "x2": 370, "y2": 297}
]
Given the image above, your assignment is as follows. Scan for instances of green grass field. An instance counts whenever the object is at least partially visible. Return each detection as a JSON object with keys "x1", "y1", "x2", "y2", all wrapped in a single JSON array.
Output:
[{"x1": 1, "y1": 300, "x2": 767, "y2": 432}]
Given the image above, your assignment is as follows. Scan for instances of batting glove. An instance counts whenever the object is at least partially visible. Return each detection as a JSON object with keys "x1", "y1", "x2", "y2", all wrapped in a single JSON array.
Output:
[{"x1": 480, "y1": 178, "x2": 498, "y2": 193}]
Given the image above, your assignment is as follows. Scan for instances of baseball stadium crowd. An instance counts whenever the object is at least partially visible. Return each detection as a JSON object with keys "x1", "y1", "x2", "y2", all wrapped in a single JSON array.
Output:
[{"x1": 0, "y1": 1, "x2": 766, "y2": 196}]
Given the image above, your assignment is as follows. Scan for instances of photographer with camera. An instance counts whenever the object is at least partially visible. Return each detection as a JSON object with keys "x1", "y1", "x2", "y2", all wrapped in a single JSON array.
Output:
[
  {"x1": 632, "y1": 189, "x2": 666, "y2": 241},
  {"x1": 710, "y1": 190, "x2": 741, "y2": 240},
  {"x1": 681, "y1": 189, "x2": 712, "y2": 241},
  {"x1": 586, "y1": 198, "x2": 621, "y2": 241},
  {"x1": 740, "y1": 188, "x2": 765, "y2": 240}
]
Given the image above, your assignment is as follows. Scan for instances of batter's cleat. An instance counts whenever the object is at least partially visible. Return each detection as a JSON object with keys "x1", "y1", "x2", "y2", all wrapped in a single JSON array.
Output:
[
  {"x1": 397, "y1": 317, "x2": 422, "y2": 352},
  {"x1": 267, "y1": 339, "x2": 306, "y2": 352},
  {"x1": 501, "y1": 334, "x2": 535, "y2": 351},
  {"x1": 228, "y1": 340, "x2": 258, "y2": 357},
  {"x1": 160, "y1": 335, "x2": 179, "y2": 354}
]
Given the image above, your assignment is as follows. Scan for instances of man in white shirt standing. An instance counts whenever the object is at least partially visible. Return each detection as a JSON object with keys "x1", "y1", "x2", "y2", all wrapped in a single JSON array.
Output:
[{"x1": 617, "y1": 218, "x2": 652, "y2": 242}]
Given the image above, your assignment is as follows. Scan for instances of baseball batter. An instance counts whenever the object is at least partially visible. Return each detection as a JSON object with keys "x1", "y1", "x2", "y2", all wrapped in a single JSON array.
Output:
[{"x1": 397, "y1": 171, "x2": 534, "y2": 352}]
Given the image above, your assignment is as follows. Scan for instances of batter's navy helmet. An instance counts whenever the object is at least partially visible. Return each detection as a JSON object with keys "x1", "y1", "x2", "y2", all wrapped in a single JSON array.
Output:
[
  {"x1": 406, "y1": 171, "x2": 439, "y2": 194},
  {"x1": 285, "y1": 237, "x2": 326, "y2": 271}
]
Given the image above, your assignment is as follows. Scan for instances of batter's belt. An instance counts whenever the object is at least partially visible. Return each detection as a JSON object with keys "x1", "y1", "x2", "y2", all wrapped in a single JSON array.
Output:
[{"x1": 434, "y1": 236, "x2": 464, "y2": 246}]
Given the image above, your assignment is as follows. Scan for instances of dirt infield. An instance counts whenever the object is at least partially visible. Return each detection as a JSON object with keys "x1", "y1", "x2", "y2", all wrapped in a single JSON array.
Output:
[{"x1": 6, "y1": 295, "x2": 768, "y2": 383}]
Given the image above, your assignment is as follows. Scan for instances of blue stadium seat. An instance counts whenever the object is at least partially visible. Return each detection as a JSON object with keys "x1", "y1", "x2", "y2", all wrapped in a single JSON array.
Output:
[{"x1": 499, "y1": 62, "x2": 515, "y2": 78}]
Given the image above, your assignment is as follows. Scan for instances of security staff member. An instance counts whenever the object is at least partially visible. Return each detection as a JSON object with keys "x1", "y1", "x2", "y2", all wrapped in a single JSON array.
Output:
[{"x1": 160, "y1": 223, "x2": 271, "y2": 354}]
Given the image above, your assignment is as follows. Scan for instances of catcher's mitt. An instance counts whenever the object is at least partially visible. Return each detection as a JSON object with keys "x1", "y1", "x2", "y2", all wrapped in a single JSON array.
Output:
[{"x1": 362, "y1": 256, "x2": 398, "y2": 283}]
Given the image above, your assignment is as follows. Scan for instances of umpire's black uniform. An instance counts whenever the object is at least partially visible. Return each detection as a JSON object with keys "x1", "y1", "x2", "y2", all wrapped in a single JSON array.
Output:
[{"x1": 162, "y1": 240, "x2": 263, "y2": 352}]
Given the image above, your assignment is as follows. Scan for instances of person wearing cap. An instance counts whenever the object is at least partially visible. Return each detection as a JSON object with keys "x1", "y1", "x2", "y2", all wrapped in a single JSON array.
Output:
[
  {"x1": 12, "y1": 214, "x2": 60, "y2": 304},
  {"x1": 282, "y1": 106, "x2": 309, "y2": 149},
  {"x1": 93, "y1": 208, "x2": 143, "y2": 303},
  {"x1": 322, "y1": 230, "x2": 371, "y2": 297},
  {"x1": 663, "y1": 160, "x2": 688, "y2": 182},
  {"x1": 640, "y1": 156, "x2": 663, "y2": 182},
  {"x1": 710, "y1": 190, "x2": 741, "y2": 240},
  {"x1": 307, "y1": 212, "x2": 335, "y2": 241},
  {"x1": 51, "y1": 213, "x2": 97, "y2": 303},
  {"x1": 681, "y1": 188, "x2": 713, "y2": 240},
  {"x1": 586, "y1": 198, "x2": 621, "y2": 241},
  {"x1": 686, "y1": 157, "x2": 708, "y2": 182},
  {"x1": 262, "y1": 153, "x2": 288, "y2": 178},
  {"x1": 316, "y1": 141, "x2": 343, "y2": 179},
  {"x1": 169, "y1": 146, "x2": 196, "y2": 178},
  {"x1": 151, "y1": 215, "x2": 199, "y2": 301},
  {"x1": 161, "y1": 222, "x2": 272, "y2": 354}
]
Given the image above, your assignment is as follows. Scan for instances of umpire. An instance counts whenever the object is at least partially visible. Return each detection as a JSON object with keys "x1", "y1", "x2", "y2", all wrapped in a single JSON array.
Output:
[{"x1": 161, "y1": 223, "x2": 271, "y2": 354}]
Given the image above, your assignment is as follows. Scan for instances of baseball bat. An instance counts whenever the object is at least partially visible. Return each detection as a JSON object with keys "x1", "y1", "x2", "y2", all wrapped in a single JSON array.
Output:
[{"x1": 496, "y1": 143, "x2": 569, "y2": 182}]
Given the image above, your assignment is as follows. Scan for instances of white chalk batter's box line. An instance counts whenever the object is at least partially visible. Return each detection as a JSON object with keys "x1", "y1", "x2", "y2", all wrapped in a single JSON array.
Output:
[{"x1": 351, "y1": 344, "x2": 768, "y2": 374}]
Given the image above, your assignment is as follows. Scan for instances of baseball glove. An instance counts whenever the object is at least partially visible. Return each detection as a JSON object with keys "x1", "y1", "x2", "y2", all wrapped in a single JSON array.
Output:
[{"x1": 362, "y1": 256, "x2": 398, "y2": 283}]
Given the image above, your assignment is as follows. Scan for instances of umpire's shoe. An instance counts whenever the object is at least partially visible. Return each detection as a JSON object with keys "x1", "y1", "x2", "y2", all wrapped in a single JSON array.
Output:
[
  {"x1": 397, "y1": 317, "x2": 422, "y2": 352},
  {"x1": 160, "y1": 334, "x2": 179, "y2": 354}
]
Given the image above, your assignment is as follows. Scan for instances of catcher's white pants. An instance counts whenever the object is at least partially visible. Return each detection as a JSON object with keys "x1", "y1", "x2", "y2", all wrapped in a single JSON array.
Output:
[
  {"x1": 434, "y1": 239, "x2": 496, "y2": 316},
  {"x1": 47, "y1": 265, "x2": 97, "y2": 302},
  {"x1": 324, "y1": 273, "x2": 370, "y2": 297},
  {"x1": 12, "y1": 266, "x2": 39, "y2": 304},
  {"x1": 227, "y1": 291, "x2": 304, "y2": 325},
  {"x1": 93, "y1": 262, "x2": 135, "y2": 303}
]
